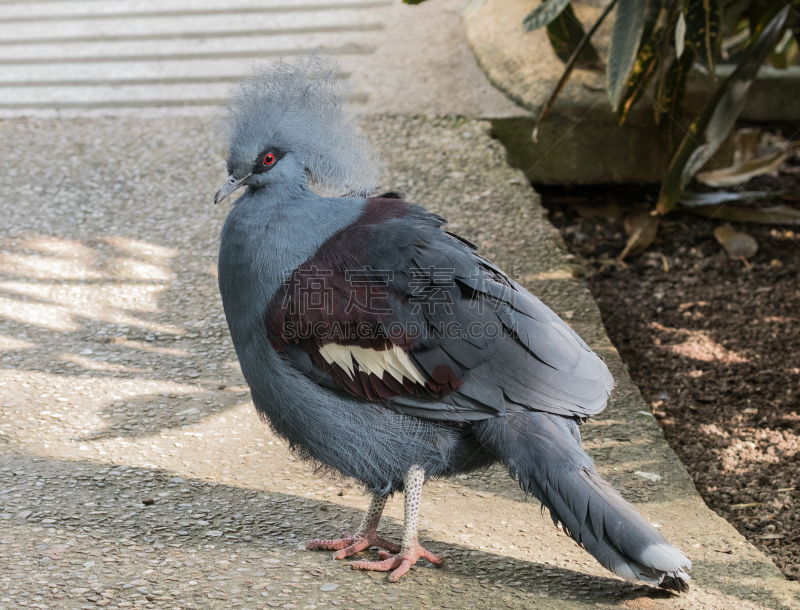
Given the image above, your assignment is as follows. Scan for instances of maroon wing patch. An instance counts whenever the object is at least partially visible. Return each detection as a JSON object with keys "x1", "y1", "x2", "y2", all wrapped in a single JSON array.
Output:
[{"x1": 265, "y1": 198, "x2": 463, "y2": 401}]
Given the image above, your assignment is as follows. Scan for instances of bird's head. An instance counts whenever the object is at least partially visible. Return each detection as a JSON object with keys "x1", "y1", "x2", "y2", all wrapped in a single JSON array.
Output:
[{"x1": 215, "y1": 55, "x2": 383, "y2": 204}]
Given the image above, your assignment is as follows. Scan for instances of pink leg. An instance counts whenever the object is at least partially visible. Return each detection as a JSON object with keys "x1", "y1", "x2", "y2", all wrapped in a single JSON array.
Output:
[
  {"x1": 306, "y1": 495, "x2": 401, "y2": 559},
  {"x1": 351, "y1": 466, "x2": 444, "y2": 582}
]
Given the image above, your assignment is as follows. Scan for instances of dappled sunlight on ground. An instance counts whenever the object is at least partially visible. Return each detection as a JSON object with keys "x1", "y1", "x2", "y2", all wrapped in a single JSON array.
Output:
[
  {"x1": 649, "y1": 323, "x2": 749, "y2": 364},
  {"x1": 0, "y1": 294, "x2": 84, "y2": 332},
  {"x1": 694, "y1": 421, "x2": 799, "y2": 470},
  {"x1": 0, "y1": 237, "x2": 103, "y2": 280},
  {"x1": 0, "y1": 227, "x2": 232, "y2": 452},
  {"x1": 57, "y1": 352, "x2": 149, "y2": 374},
  {"x1": 0, "y1": 334, "x2": 35, "y2": 350},
  {"x1": 0, "y1": 369, "x2": 209, "y2": 442},
  {"x1": 0, "y1": 234, "x2": 181, "y2": 334},
  {"x1": 108, "y1": 337, "x2": 188, "y2": 357},
  {"x1": 560, "y1": 201, "x2": 800, "y2": 583}
]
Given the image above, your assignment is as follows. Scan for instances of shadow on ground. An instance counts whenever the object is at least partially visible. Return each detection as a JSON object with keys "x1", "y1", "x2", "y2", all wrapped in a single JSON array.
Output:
[{"x1": 1, "y1": 452, "x2": 795, "y2": 609}]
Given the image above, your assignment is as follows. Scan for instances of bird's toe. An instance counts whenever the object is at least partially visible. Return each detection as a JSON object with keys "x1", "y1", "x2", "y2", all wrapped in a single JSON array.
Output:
[
  {"x1": 372, "y1": 535, "x2": 402, "y2": 553},
  {"x1": 350, "y1": 544, "x2": 444, "y2": 581},
  {"x1": 350, "y1": 554, "x2": 400, "y2": 574},
  {"x1": 387, "y1": 557, "x2": 415, "y2": 583},
  {"x1": 306, "y1": 532, "x2": 400, "y2": 559},
  {"x1": 332, "y1": 538, "x2": 370, "y2": 560},
  {"x1": 418, "y1": 546, "x2": 445, "y2": 566},
  {"x1": 305, "y1": 535, "x2": 355, "y2": 552}
]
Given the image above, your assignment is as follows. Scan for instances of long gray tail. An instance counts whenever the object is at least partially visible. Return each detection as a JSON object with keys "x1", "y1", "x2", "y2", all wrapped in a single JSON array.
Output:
[{"x1": 474, "y1": 412, "x2": 691, "y2": 592}]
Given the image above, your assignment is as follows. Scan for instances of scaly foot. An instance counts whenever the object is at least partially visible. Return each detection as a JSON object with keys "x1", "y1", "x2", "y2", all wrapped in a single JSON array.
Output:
[
  {"x1": 351, "y1": 544, "x2": 444, "y2": 582},
  {"x1": 305, "y1": 530, "x2": 401, "y2": 560}
]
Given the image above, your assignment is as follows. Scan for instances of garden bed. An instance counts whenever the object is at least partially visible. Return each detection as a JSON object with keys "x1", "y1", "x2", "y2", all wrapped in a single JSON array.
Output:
[{"x1": 541, "y1": 173, "x2": 800, "y2": 582}]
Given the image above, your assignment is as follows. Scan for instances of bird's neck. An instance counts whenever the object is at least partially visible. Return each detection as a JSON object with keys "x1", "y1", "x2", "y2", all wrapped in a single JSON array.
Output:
[
  {"x1": 217, "y1": 185, "x2": 366, "y2": 358},
  {"x1": 224, "y1": 184, "x2": 365, "y2": 274}
]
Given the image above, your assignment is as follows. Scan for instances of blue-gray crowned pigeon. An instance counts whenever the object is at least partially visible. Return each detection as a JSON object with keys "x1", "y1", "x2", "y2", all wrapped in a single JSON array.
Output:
[{"x1": 215, "y1": 55, "x2": 690, "y2": 589}]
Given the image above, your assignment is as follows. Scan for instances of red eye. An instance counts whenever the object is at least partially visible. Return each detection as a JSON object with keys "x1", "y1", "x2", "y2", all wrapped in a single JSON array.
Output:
[{"x1": 263, "y1": 153, "x2": 275, "y2": 166}]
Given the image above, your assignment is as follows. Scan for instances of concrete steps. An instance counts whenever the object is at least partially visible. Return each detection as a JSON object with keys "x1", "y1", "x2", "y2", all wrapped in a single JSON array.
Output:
[
  {"x1": 0, "y1": 0, "x2": 388, "y2": 114},
  {"x1": 0, "y1": 0, "x2": 392, "y2": 21}
]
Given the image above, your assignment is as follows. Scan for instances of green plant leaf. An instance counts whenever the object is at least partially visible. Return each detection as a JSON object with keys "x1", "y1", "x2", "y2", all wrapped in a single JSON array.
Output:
[
  {"x1": 532, "y1": 0, "x2": 620, "y2": 141},
  {"x1": 680, "y1": 190, "x2": 777, "y2": 206},
  {"x1": 652, "y1": 4, "x2": 679, "y2": 128},
  {"x1": 684, "y1": 0, "x2": 722, "y2": 74},
  {"x1": 656, "y1": 6, "x2": 790, "y2": 214},
  {"x1": 607, "y1": 0, "x2": 652, "y2": 111},
  {"x1": 681, "y1": 9, "x2": 787, "y2": 183},
  {"x1": 402, "y1": 0, "x2": 429, "y2": 4},
  {"x1": 656, "y1": 48, "x2": 694, "y2": 130},
  {"x1": 545, "y1": 4, "x2": 602, "y2": 67},
  {"x1": 760, "y1": 5, "x2": 800, "y2": 59},
  {"x1": 618, "y1": 26, "x2": 661, "y2": 125},
  {"x1": 640, "y1": 0, "x2": 663, "y2": 42},
  {"x1": 522, "y1": 0, "x2": 572, "y2": 32},
  {"x1": 720, "y1": 0, "x2": 750, "y2": 38}
]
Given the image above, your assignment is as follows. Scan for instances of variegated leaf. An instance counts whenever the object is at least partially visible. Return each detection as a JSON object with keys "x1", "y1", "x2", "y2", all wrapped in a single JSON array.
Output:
[
  {"x1": 545, "y1": 3, "x2": 601, "y2": 67},
  {"x1": 522, "y1": 0, "x2": 572, "y2": 32},
  {"x1": 657, "y1": 6, "x2": 790, "y2": 213},
  {"x1": 607, "y1": 0, "x2": 651, "y2": 111},
  {"x1": 684, "y1": 0, "x2": 722, "y2": 74}
]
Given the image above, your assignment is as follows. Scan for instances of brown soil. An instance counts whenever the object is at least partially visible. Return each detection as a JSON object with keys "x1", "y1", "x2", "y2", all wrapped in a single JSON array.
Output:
[{"x1": 542, "y1": 179, "x2": 800, "y2": 583}]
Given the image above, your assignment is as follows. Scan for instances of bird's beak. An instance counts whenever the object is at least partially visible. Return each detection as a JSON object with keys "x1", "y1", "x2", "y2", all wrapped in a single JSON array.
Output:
[{"x1": 214, "y1": 174, "x2": 249, "y2": 205}]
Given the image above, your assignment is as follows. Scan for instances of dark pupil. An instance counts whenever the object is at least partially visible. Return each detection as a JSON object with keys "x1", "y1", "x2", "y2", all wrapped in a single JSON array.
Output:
[{"x1": 264, "y1": 154, "x2": 274, "y2": 165}]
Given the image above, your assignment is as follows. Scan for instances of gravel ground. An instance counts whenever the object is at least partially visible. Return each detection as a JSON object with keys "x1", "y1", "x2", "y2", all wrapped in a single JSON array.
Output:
[
  {"x1": 544, "y1": 188, "x2": 800, "y2": 584},
  {"x1": 0, "y1": 115, "x2": 797, "y2": 610},
  {"x1": 0, "y1": 115, "x2": 613, "y2": 610}
]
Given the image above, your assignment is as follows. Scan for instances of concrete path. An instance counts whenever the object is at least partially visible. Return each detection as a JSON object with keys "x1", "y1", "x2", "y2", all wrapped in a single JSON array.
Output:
[
  {"x1": 1, "y1": 114, "x2": 798, "y2": 609},
  {"x1": 0, "y1": 0, "x2": 522, "y2": 117}
]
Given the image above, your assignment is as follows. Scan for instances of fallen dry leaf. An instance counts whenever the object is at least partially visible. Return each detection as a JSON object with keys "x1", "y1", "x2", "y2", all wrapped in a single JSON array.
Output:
[
  {"x1": 696, "y1": 146, "x2": 796, "y2": 187},
  {"x1": 714, "y1": 225, "x2": 758, "y2": 259},
  {"x1": 696, "y1": 128, "x2": 797, "y2": 187},
  {"x1": 619, "y1": 212, "x2": 659, "y2": 261}
]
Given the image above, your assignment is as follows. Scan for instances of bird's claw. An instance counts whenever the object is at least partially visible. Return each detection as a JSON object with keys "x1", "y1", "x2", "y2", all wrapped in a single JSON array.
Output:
[
  {"x1": 350, "y1": 545, "x2": 444, "y2": 582},
  {"x1": 305, "y1": 531, "x2": 401, "y2": 560}
]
